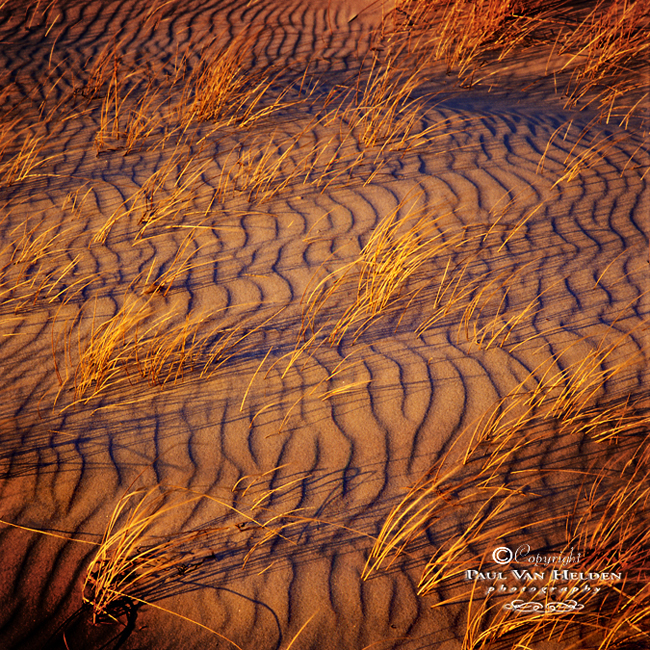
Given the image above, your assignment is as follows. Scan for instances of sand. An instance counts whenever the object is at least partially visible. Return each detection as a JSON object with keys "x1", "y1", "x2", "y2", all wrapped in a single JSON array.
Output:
[{"x1": 0, "y1": 0, "x2": 649, "y2": 648}]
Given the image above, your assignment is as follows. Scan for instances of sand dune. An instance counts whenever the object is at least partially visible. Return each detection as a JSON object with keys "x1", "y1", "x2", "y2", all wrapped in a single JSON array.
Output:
[{"x1": 0, "y1": 0, "x2": 648, "y2": 648}]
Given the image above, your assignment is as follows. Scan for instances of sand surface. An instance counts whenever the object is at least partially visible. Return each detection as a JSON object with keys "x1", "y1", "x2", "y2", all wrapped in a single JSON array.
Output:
[{"x1": 0, "y1": 0, "x2": 649, "y2": 648}]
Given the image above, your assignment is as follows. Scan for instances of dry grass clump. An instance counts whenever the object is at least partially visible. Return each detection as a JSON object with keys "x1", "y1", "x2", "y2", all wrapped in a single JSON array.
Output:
[
  {"x1": 180, "y1": 29, "x2": 292, "y2": 129},
  {"x1": 302, "y1": 194, "x2": 546, "y2": 348},
  {"x1": 212, "y1": 109, "x2": 460, "y2": 204},
  {"x1": 337, "y1": 47, "x2": 442, "y2": 151},
  {"x1": 466, "y1": 322, "x2": 648, "y2": 455},
  {"x1": 361, "y1": 453, "x2": 539, "y2": 592},
  {"x1": 68, "y1": 35, "x2": 187, "y2": 155},
  {"x1": 77, "y1": 34, "x2": 190, "y2": 154},
  {"x1": 384, "y1": 0, "x2": 553, "y2": 81},
  {"x1": 0, "y1": 64, "x2": 85, "y2": 185},
  {"x1": 0, "y1": 473, "x2": 318, "y2": 649},
  {"x1": 364, "y1": 316, "x2": 650, "y2": 649},
  {"x1": 212, "y1": 127, "x2": 320, "y2": 205},
  {"x1": 0, "y1": 113, "x2": 60, "y2": 186},
  {"x1": 301, "y1": 196, "x2": 457, "y2": 344},
  {"x1": 556, "y1": 0, "x2": 650, "y2": 116},
  {"x1": 173, "y1": 39, "x2": 469, "y2": 205},
  {"x1": 382, "y1": 0, "x2": 650, "y2": 123},
  {"x1": 84, "y1": 484, "x2": 272, "y2": 648},
  {"x1": 0, "y1": 217, "x2": 87, "y2": 312},
  {"x1": 80, "y1": 27, "x2": 299, "y2": 156},
  {"x1": 85, "y1": 42, "x2": 182, "y2": 156},
  {"x1": 307, "y1": 41, "x2": 473, "y2": 167},
  {"x1": 82, "y1": 477, "x2": 329, "y2": 647},
  {"x1": 53, "y1": 271, "x2": 278, "y2": 407},
  {"x1": 75, "y1": 39, "x2": 124, "y2": 104},
  {"x1": 94, "y1": 74, "x2": 170, "y2": 156},
  {"x1": 54, "y1": 297, "x2": 226, "y2": 404},
  {"x1": 70, "y1": 301, "x2": 207, "y2": 400},
  {"x1": 84, "y1": 486, "x2": 212, "y2": 625}
]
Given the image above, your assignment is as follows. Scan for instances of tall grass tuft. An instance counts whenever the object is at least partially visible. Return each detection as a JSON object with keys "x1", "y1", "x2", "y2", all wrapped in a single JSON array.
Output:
[
  {"x1": 382, "y1": 0, "x2": 650, "y2": 123},
  {"x1": 302, "y1": 193, "x2": 551, "y2": 349},
  {"x1": 364, "y1": 315, "x2": 650, "y2": 649},
  {"x1": 180, "y1": 29, "x2": 293, "y2": 130}
]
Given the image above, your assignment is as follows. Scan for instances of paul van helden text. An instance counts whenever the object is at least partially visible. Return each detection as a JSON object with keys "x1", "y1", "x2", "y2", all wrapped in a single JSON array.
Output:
[{"x1": 465, "y1": 568, "x2": 622, "y2": 596}]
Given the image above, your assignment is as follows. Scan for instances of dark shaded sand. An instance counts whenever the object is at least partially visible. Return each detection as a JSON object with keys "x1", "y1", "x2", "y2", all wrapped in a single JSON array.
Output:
[{"x1": 0, "y1": 0, "x2": 649, "y2": 648}]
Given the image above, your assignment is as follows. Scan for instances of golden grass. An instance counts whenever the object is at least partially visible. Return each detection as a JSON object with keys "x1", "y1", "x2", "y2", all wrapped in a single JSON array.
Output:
[
  {"x1": 73, "y1": 36, "x2": 187, "y2": 156},
  {"x1": 161, "y1": 39, "x2": 474, "y2": 206},
  {"x1": 56, "y1": 298, "x2": 215, "y2": 403},
  {"x1": 76, "y1": 38, "x2": 122, "y2": 103},
  {"x1": 84, "y1": 486, "x2": 207, "y2": 625},
  {"x1": 301, "y1": 195, "x2": 457, "y2": 344},
  {"x1": 384, "y1": 0, "x2": 553, "y2": 81},
  {"x1": 205, "y1": 95, "x2": 455, "y2": 207},
  {"x1": 91, "y1": 106, "x2": 413, "y2": 245},
  {"x1": 463, "y1": 319, "x2": 648, "y2": 461},
  {"x1": 180, "y1": 102, "x2": 448, "y2": 210},
  {"x1": 382, "y1": 0, "x2": 650, "y2": 123},
  {"x1": 0, "y1": 474, "x2": 324, "y2": 649},
  {"x1": 95, "y1": 74, "x2": 170, "y2": 156},
  {"x1": 213, "y1": 128, "x2": 318, "y2": 204},
  {"x1": 0, "y1": 114, "x2": 60, "y2": 187},
  {"x1": 0, "y1": 65, "x2": 95, "y2": 188},
  {"x1": 0, "y1": 0, "x2": 62, "y2": 34},
  {"x1": 302, "y1": 191, "x2": 551, "y2": 350},
  {"x1": 181, "y1": 29, "x2": 294, "y2": 130},
  {"x1": 364, "y1": 310, "x2": 650, "y2": 649},
  {"x1": 83, "y1": 27, "x2": 302, "y2": 157},
  {"x1": 557, "y1": 1, "x2": 650, "y2": 116},
  {"x1": 0, "y1": 216, "x2": 88, "y2": 312},
  {"x1": 338, "y1": 47, "x2": 434, "y2": 150},
  {"x1": 51, "y1": 269, "x2": 281, "y2": 407},
  {"x1": 83, "y1": 484, "x2": 274, "y2": 645}
]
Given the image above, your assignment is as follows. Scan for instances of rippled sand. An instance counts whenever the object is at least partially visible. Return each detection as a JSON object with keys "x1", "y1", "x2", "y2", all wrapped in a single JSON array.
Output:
[{"x1": 0, "y1": 1, "x2": 648, "y2": 648}]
